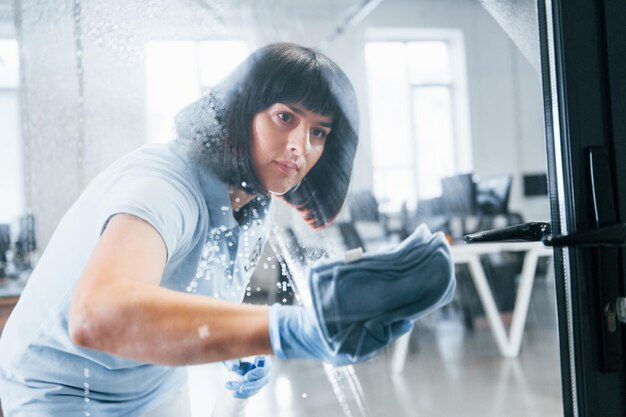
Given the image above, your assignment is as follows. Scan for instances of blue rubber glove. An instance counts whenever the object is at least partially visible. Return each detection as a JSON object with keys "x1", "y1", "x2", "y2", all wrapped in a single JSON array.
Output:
[
  {"x1": 309, "y1": 224, "x2": 455, "y2": 358},
  {"x1": 224, "y1": 356, "x2": 271, "y2": 399},
  {"x1": 269, "y1": 303, "x2": 413, "y2": 366}
]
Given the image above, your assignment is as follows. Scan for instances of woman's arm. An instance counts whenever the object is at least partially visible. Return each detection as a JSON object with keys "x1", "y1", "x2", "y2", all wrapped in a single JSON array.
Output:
[{"x1": 68, "y1": 213, "x2": 272, "y2": 366}]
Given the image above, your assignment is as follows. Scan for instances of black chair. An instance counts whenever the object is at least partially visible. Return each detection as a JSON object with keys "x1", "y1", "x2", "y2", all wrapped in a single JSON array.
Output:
[
  {"x1": 345, "y1": 190, "x2": 396, "y2": 251},
  {"x1": 441, "y1": 173, "x2": 478, "y2": 217},
  {"x1": 348, "y1": 190, "x2": 381, "y2": 222},
  {"x1": 337, "y1": 221, "x2": 366, "y2": 251},
  {"x1": 476, "y1": 175, "x2": 512, "y2": 215},
  {"x1": 449, "y1": 174, "x2": 529, "y2": 329}
]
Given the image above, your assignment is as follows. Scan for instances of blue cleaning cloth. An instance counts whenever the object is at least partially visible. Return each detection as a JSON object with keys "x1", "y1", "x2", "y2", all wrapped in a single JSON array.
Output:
[{"x1": 309, "y1": 224, "x2": 456, "y2": 358}]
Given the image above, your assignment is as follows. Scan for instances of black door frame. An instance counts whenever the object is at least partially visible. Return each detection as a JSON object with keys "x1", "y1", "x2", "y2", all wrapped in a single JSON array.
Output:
[{"x1": 539, "y1": 0, "x2": 626, "y2": 415}]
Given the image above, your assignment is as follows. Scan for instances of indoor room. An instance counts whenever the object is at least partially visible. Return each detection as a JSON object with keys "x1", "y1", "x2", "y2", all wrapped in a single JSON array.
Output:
[{"x1": 0, "y1": 0, "x2": 565, "y2": 416}]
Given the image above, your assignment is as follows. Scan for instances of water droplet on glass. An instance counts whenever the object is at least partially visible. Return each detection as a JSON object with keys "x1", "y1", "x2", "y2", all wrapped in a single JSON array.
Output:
[{"x1": 302, "y1": 393, "x2": 308, "y2": 398}]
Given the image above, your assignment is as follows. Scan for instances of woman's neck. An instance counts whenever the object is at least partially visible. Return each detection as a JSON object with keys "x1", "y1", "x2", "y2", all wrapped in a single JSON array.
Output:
[{"x1": 229, "y1": 187, "x2": 256, "y2": 213}]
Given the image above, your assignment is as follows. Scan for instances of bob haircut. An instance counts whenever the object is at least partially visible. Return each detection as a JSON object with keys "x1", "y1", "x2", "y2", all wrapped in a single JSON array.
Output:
[{"x1": 175, "y1": 42, "x2": 359, "y2": 229}]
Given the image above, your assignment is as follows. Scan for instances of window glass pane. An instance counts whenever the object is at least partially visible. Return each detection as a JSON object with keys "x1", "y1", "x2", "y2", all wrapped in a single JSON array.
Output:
[
  {"x1": 198, "y1": 40, "x2": 248, "y2": 87},
  {"x1": 365, "y1": 42, "x2": 413, "y2": 167},
  {"x1": 145, "y1": 41, "x2": 201, "y2": 143},
  {"x1": 145, "y1": 40, "x2": 248, "y2": 143},
  {"x1": 406, "y1": 41, "x2": 451, "y2": 84},
  {"x1": 0, "y1": 39, "x2": 19, "y2": 88},
  {"x1": 0, "y1": 39, "x2": 23, "y2": 222},
  {"x1": 413, "y1": 86, "x2": 456, "y2": 198},
  {"x1": 6, "y1": 3, "x2": 559, "y2": 416}
]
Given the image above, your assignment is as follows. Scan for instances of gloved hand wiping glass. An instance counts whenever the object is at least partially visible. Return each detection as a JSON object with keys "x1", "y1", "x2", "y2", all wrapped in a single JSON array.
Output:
[{"x1": 268, "y1": 224, "x2": 455, "y2": 365}]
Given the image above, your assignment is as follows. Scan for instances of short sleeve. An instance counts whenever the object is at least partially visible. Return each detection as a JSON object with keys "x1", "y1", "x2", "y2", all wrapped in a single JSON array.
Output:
[{"x1": 97, "y1": 175, "x2": 200, "y2": 263}]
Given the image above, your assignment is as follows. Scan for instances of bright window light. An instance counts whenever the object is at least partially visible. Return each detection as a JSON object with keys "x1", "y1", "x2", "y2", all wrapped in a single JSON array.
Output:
[
  {"x1": 197, "y1": 40, "x2": 248, "y2": 87},
  {"x1": 145, "y1": 40, "x2": 248, "y2": 143},
  {"x1": 365, "y1": 35, "x2": 471, "y2": 208},
  {"x1": 0, "y1": 39, "x2": 19, "y2": 88},
  {"x1": 0, "y1": 39, "x2": 24, "y2": 223},
  {"x1": 406, "y1": 41, "x2": 451, "y2": 84}
]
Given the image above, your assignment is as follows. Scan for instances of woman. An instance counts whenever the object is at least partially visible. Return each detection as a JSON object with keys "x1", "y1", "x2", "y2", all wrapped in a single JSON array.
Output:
[{"x1": 0, "y1": 43, "x2": 416, "y2": 416}]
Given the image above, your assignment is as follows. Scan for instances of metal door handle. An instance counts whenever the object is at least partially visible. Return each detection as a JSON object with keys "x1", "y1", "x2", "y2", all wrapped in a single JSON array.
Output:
[
  {"x1": 465, "y1": 147, "x2": 625, "y2": 372},
  {"x1": 464, "y1": 221, "x2": 626, "y2": 247}
]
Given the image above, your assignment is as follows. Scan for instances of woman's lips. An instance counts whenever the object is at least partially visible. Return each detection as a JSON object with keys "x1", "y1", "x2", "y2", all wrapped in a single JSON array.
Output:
[{"x1": 274, "y1": 161, "x2": 299, "y2": 175}]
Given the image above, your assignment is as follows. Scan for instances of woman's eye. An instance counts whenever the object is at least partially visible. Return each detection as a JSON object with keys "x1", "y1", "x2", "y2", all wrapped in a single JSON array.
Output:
[
  {"x1": 276, "y1": 112, "x2": 292, "y2": 123},
  {"x1": 312, "y1": 128, "x2": 328, "y2": 139}
]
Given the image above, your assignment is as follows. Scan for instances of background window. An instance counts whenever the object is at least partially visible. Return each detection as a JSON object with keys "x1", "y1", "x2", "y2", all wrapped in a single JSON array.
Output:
[
  {"x1": 145, "y1": 40, "x2": 248, "y2": 143},
  {"x1": 0, "y1": 39, "x2": 24, "y2": 223},
  {"x1": 365, "y1": 36, "x2": 471, "y2": 209}
]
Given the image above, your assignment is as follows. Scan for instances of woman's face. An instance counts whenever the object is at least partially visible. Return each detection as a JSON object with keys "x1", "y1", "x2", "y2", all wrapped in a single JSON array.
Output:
[{"x1": 251, "y1": 102, "x2": 333, "y2": 195}]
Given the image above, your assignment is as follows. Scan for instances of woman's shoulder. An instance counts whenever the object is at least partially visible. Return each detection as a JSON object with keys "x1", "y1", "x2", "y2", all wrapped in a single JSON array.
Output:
[
  {"x1": 103, "y1": 140, "x2": 195, "y2": 185},
  {"x1": 83, "y1": 140, "x2": 205, "y2": 216}
]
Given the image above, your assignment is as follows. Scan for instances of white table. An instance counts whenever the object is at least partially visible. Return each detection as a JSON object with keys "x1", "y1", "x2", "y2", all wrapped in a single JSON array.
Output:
[{"x1": 391, "y1": 241, "x2": 554, "y2": 371}]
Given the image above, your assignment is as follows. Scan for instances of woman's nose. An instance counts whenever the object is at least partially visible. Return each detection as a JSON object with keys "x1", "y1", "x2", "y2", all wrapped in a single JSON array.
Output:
[{"x1": 288, "y1": 125, "x2": 311, "y2": 156}]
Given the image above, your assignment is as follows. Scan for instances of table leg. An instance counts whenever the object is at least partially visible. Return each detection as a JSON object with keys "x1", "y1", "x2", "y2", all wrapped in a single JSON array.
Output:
[
  {"x1": 508, "y1": 250, "x2": 540, "y2": 357},
  {"x1": 467, "y1": 256, "x2": 515, "y2": 357}
]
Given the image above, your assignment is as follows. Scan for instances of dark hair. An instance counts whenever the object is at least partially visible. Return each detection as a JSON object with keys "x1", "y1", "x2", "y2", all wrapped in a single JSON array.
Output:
[{"x1": 175, "y1": 42, "x2": 359, "y2": 229}]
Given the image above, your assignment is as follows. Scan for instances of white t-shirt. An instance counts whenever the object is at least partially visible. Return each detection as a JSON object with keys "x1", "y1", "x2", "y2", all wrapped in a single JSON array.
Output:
[{"x1": 0, "y1": 139, "x2": 273, "y2": 416}]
